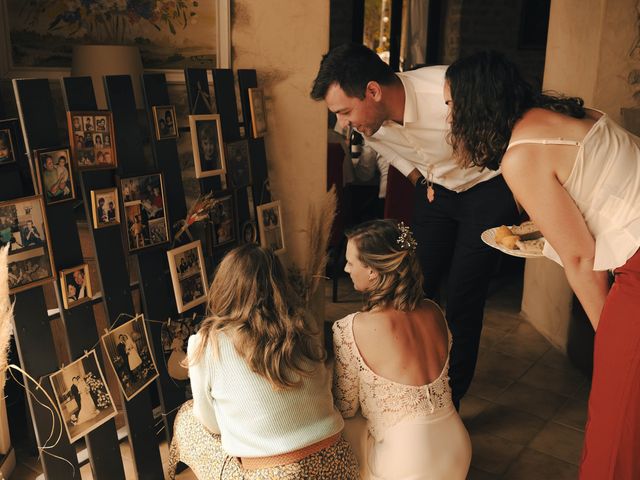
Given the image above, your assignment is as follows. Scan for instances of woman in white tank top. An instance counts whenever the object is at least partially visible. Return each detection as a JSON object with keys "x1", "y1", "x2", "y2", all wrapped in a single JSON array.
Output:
[
  {"x1": 444, "y1": 51, "x2": 640, "y2": 480},
  {"x1": 333, "y1": 219, "x2": 471, "y2": 479}
]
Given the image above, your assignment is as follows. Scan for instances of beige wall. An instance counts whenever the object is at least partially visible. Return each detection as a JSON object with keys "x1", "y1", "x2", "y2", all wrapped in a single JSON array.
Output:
[
  {"x1": 524, "y1": 0, "x2": 640, "y2": 350},
  {"x1": 231, "y1": 0, "x2": 330, "y2": 272}
]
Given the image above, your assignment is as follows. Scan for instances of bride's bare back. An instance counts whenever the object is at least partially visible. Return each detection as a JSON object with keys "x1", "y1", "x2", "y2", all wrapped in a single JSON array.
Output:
[{"x1": 352, "y1": 299, "x2": 449, "y2": 386}]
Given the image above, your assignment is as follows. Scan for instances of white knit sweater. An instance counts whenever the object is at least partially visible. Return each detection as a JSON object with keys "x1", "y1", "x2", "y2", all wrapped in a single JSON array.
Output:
[{"x1": 187, "y1": 332, "x2": 344, "y2": 457}]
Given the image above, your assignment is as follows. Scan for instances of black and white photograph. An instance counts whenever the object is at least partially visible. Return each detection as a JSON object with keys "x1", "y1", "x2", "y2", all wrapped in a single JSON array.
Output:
[
  {"x1": 152, "y1": 105, "x2": 178, "y2": 140},
  {"x1": 248, "y1": 87, "x2": 268, "y2": 138},
  {"x1": 49, "y1": 350, "x2": 117, "y2": 444},
  {"x1": 241, "y1": 220, "x2": 258, "y2": 244},
  {"x1": 210, "y1": 195, "x2": 235, "y2": 247},
  {"x1": 59, "y1": 263, "x2": 93, "y2": 309},
  {"x1": 0, "y1": 195, "x2": 55, "y2": 293},
  {"x1": 35, "y1": 148, "x2": 75, "y2": 205},
  {"x1": 257, "y1": 200, "x2": 285, "y2": 254},
  {"x1": 189, "y1": 114, "x2": 226, "y2": 178},
  {"x1": 119, "y1": 173, "x2": 169, "y2": 252},
  {"x1": 160, "y1": 316, "x2": 198, "y2": 381},
  {"x1": 225, "y1": 140, "x2": 252, "y2": 189},
  {"x1": 67, "y1": 110, "x2": 117, "y2": 170},
  {"x1": 167, "y1": 240, "x2": 208, "y2": 313},
  {"x1": 90, "y1": 188, "x2": 120, "y2": 229},
  {"x1": 101, "y1": 315, "x2": 159, "y2": 401}
]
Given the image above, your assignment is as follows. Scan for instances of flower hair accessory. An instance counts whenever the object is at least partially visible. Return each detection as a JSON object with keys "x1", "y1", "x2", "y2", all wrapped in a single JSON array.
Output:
[{"x1": 396, "y1": 222, "x2": 418, "y2": 252}]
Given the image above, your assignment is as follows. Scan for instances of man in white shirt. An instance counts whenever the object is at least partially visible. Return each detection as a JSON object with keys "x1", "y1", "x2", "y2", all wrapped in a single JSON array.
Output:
[{"x1": 311, "y1": 44, "x2": 519, "y2": 407}]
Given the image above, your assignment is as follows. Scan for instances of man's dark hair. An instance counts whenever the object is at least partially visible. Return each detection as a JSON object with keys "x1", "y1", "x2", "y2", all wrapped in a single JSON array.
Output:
[{"x1": 310, "y1": 43, "x2": 396, "y2": 101}]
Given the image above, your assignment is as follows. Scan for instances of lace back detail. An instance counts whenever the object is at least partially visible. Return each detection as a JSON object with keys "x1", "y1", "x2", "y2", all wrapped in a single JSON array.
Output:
[{"x1": 332, "y1": 314, "x2": 454, "y2": 441}]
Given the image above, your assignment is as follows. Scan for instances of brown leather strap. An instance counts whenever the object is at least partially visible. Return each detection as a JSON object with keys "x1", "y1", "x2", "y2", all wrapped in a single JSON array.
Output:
[{"x1": 240, "y1": 433, "x2": 341, "y2": 470}]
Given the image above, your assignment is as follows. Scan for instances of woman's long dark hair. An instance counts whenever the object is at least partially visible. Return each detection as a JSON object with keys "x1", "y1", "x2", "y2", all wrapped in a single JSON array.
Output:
[{"x1": 445, "y1": 51, "x2": 586, "y2": 170}]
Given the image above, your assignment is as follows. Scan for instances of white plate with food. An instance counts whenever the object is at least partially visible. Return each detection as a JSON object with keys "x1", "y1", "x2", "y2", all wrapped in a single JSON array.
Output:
[{"x1": 481, "y1": 221, "x2": 546, "y2": 258}]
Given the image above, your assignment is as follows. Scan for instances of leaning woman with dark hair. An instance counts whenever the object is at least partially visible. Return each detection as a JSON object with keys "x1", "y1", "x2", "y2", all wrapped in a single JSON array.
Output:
[
  {"x1": 186, "y1": 244, "x2": 358, "y2": 479},
  {"x1": 333, "y1": 219, "x2": 471, "y2": 479},
  {"x1": 445, "y1": 51, "x2": 640, "y2": 479}
]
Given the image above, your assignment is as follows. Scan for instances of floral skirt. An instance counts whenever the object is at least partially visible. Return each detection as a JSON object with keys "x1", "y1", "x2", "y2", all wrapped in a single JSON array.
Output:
[{"x1": 168, "y1": 400, "x2": 359, "y2": 479}]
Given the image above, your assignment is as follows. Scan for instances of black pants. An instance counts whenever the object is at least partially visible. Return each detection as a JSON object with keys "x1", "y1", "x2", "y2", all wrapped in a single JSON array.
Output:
[{"x1": 412, "y1": 175, "x2": 518, "y2": 407}]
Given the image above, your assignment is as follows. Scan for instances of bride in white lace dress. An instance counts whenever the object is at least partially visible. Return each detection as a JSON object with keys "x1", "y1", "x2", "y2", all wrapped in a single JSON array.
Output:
[{"x1": 333, "y1": 220, "x2": 471, "y2": 479}]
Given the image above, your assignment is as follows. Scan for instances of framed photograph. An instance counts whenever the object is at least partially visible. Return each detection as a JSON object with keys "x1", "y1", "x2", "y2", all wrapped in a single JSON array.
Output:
[
  {"x1": 210, "y1": 195, "x2": 236, "y2": 247},
  {"x1": 1, "y1": 1, "x2": 231, "y2": 79},
  {"x1": 248, "y1": 88, "x2": 267, "y2": 138},
  {"x1": 167, "y1": 240, "x2": 208, "y2": 313},
  {"x1": 189, "y1": 114, "x2": 226, "y2": 178},
  {"x1": 49, "y1": 350, "x2": 117, "y2": 444},
  {"x1": 0, "y1": 195, "x2": 55, "y2": 294},
  {"x1": 257, "y1": 200, "x2": 285, "y2": 254},
  {"x1": 90, "y1": 188, "x2": 120, "y2": 229},
  {"x1": 119, "y1": 173, "x2": 169, "y2": 252},
  {"x1": 0, "y1": 124, "x2": 16, "y2": 165},
  {"x1": 59, "y1": 264, "x2": 93, "y2": 309},
  {"x1": 34, "y1": 148, "x2": 75, "y2": 205},
  {"x1": 67, "y1": 111, "x2": 117, "y2": 170},
  {"x1": 226, "y1": 140, "x2": 252, "y2": 189},
  {"x1": 240, "y1": 220, "x2": 258, "y2": 245},
  {"x1": 101, "y1": 314, "x2": 159, "y2": 401},
  {"x1": 152, "y1": 105, "x2": 178, "y2": 140}
]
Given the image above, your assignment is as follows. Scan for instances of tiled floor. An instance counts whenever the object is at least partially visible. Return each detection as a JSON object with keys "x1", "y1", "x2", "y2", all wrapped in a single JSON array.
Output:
[{"x1": 11, "y1": 274, "x2": 590, "y2": 479}]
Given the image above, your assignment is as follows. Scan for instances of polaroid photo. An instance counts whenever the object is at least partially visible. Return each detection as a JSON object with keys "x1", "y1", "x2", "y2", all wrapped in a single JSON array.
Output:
[{"x1": 257, "y1": 200, "x2": 285, "y2": 254}]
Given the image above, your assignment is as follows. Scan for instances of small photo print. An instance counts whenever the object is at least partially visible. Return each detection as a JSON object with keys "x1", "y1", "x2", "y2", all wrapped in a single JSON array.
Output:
[
  {"x1": 0, "y1": 195, "x2": 55, "y2": 293},
  {"x1": 94, "y1": 116, "x2": 107, "y2": 132},
  {"x1": 59, "y1": 264, "x2": 93, "y2": 309},
  {"x1": 257, "y1": 200, "x2": 285, "y2": 254},
  {"x1": 161, "y1": 316, "x2": 198, "y2": 381},
  {"x1": 248, "y1": 88, "x2": 267, "y2": 138},
  {"x1": 0, "y1": 128, "x2": 15, "y2": 165},
  {"x1": 167, "y1": 240, "x2": 208, "y2": 313},
  {"x1": 90, "y1": 188, "x2": 120, "y2": 229},
  {"x1": 152, "y1": 105, "x2": 178, "y2": 140},
  {"x1": 35, "y1": 148, "x2": 75, "y2": 205},
  {"x1": 210, "y1": 195, "x2": 235, "y2": 247},
  {"x1": 189, "y1": 114, "x2": 226, "y2": 178},
  {"x1": 226, "y1": 140, "x2": 252, "y2": 189},
  {"x1": 67, "y1": 111, "x2": 117, "y2": 170},
  {"x1": 101, "y1": 315, "x2": 159, "y2": 401},
  {"x1": 49, "y1": 350, "x2": 117, "y2": 444},
  {"x1": 240, "y1": 220, "x2": 258, "y2": 244},
  {"x1": 119, "y1": 173, "x2": 169, "y2": 253}
]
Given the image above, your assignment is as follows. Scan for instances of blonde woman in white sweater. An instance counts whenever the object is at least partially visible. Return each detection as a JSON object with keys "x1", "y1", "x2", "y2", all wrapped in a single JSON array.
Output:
[{"x1": 187, "y1": 244, "x2": 359, "y2": 479}]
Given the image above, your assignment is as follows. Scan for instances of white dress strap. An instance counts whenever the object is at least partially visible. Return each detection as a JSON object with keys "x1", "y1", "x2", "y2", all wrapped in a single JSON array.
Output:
[{"x1": 506, "y1": 138, "x2": 581, "y2": 151}]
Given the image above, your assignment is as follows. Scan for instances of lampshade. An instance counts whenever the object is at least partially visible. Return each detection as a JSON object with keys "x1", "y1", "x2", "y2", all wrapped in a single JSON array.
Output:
[{"x1": 71, "y1": 45, "x2": 144, "y2": 109}]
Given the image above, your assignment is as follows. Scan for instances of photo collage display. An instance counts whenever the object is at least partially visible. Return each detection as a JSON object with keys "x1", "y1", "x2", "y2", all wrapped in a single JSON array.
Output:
[{"x1": 68, "y1": 111, "x2": 117, "y2": 169}]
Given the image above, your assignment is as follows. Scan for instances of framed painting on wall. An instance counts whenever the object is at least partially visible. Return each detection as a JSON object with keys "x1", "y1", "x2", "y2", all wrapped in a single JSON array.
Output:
[{"x1": 1, "y1": 0, "x2": 231, "y2": 79}]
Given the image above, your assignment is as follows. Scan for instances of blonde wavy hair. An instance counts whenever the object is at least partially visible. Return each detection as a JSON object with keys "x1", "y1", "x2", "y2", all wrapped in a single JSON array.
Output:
[
  {"x1": 346, "y1": 219, "x2": 424, "y2": 311},
  {"x1": 188, "y1": 244, "x2": 325, "y2": 389}
]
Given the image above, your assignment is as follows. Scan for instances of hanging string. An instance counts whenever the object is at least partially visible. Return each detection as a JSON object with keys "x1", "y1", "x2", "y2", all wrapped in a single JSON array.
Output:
[{"x1": 6, "y1": 364, "x2": 76, "y2": 478}]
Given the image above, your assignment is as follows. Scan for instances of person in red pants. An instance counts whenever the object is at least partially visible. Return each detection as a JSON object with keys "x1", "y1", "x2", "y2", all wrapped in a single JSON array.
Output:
[{"x1": 445, "y1": 50, "x2": 640, "y2": 479}]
